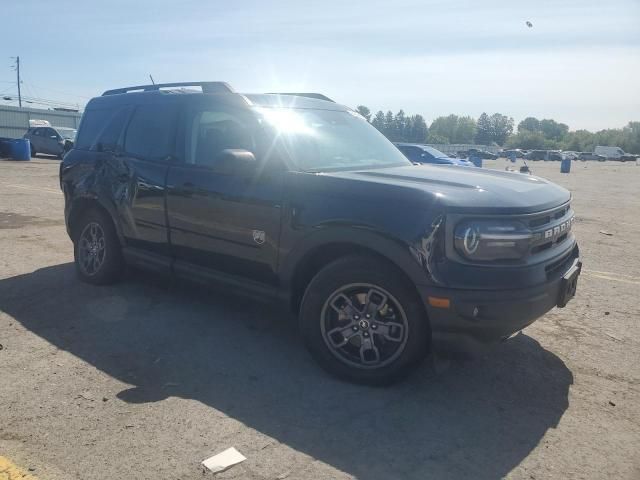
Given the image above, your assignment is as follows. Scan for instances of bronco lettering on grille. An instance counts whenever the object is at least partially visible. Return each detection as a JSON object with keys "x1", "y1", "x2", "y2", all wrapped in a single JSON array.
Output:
[{"x1": 544, "y1": 216, "x2": 575, "y2": 240}]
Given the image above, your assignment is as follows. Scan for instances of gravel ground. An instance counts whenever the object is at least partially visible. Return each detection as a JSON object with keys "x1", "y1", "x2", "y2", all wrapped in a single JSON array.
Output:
[{"x1": 0, "y1": 156, "x2": 639, "y2": 479}]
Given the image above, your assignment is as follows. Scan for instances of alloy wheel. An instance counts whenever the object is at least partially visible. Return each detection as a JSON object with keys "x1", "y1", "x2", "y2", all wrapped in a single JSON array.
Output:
[
  {"x1": 320, "y1": 283, "x2": 410, "y2": 370},
  {"x1": 78, "y1": 222, "x2": 106, "y2": 276}
]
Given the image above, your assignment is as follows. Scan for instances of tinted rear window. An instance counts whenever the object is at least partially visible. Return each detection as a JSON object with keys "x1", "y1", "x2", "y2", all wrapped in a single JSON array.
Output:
[{"x1": 124, "y1": 104, "x2": 178, "y2": 161}]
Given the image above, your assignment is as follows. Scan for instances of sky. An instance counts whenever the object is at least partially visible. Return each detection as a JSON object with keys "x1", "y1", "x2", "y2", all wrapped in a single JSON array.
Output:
[{"x1": 2, "y1": 0, "x2": 639, "y2": 131}]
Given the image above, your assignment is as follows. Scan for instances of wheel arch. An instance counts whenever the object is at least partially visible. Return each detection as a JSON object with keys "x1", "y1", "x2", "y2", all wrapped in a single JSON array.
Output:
[
  {"x1": 68, "y1": 196, "x2": 123, "y2": 245},
  {"x1": 283, "y1": 229, "x2": 430, "y2": 318}
]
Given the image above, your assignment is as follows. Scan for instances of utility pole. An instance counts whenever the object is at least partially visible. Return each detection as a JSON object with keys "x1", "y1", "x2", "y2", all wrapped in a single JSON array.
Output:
[{"x1": 16, "y1": 56, "x2": 22, "y2": 108}]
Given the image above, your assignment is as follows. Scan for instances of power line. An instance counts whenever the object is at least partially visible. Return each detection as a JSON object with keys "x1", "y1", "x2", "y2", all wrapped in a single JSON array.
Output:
[
  {"x1": 2, "y1": 93, "x2": 80, "y2": 110},
  {"x1": 26, "y1": 83, "x2": 91, "y2": 100},
  {"x1": 5, "y1": 57, "x2": 87, "y2": 110}
]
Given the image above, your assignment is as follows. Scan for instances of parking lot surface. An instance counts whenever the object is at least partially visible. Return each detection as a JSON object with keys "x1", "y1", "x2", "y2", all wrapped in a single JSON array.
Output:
[{"x1": 1, "y1": 157, "x2": 639, "y2": 479}]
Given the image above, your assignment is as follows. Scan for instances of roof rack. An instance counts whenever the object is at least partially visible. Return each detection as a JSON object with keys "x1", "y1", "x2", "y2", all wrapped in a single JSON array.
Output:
[
  {"x1": 102, "y1": 82, "x2": 234, "y2": 96},
  {"x1": 266, "y1": 92, "x2": 335, "y2": 103}
]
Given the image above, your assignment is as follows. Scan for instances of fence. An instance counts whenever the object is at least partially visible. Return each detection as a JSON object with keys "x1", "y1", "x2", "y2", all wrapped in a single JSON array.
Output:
[{"x1": 0, "y1": 105, "x2": 82, "y2": 139}]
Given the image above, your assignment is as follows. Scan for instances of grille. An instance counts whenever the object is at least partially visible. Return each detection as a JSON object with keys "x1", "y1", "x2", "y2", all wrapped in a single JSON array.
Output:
[
  {"x1": 525, "y1": 203, "x2": 574, "y2": 257},
  {"x1": 527, "y1": 205, "x2": 569, "y2": 228}
]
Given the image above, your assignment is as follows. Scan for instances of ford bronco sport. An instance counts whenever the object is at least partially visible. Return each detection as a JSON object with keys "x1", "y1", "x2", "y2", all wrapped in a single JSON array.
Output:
[{"x1": 60, "y1": 81, "x2": 581, "y2": 384}]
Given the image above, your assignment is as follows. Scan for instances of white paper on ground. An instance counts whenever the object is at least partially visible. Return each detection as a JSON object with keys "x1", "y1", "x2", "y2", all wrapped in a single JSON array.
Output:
[{"x1": 202, "y1": 447, "x2": 247, "y2": 473}]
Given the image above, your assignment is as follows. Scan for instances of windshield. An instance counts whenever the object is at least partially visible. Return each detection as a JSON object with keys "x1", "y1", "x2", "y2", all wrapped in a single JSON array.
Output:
[
  {"x1": 56, "y1": 127, "x2": 77, "y2": 140},
  {"x1": 258, "y1": 108, "x2": 411, "y2": 172},
  {"x1": 422, "y1": 146, "x2": 447, "y2": 158}
]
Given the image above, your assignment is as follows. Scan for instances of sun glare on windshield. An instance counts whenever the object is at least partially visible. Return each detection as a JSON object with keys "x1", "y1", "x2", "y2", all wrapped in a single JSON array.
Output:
[{"x1": 258, "y1": 108, "x2": 313, "y2": 134}]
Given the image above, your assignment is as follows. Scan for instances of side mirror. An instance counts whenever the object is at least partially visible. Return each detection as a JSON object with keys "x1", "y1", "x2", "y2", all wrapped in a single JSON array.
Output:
[{"x1": 213, "y1": 149, "x2": 257, "y2": 176}]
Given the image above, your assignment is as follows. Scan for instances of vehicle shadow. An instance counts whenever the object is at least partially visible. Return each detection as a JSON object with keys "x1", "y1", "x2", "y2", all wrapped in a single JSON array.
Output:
[{"x1": 1, "y1": 263, "x2": 572, "y2": 479}]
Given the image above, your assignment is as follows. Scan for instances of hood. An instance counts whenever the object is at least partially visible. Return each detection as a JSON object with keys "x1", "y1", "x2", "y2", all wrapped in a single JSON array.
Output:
[{"x1": 322, "y1": 164, "x2": 570, "y2": 214}]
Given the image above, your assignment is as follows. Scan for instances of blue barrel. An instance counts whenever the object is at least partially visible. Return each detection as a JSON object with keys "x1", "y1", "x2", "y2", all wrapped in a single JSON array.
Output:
[
  {"x1": 470, "y1": 155, "x2": 482, "y2": 168},
  {"x1": 560, "y1": 158, "x2": 571, "y2": 173},
  {"x1": 10, "y1": 139, "x2": 31, "y2": 161}
]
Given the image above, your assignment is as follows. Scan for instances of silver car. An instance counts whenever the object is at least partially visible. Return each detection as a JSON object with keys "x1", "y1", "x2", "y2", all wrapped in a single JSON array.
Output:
[{"x1": 24, "y1": 126, "x2": 76, "y2": 158}]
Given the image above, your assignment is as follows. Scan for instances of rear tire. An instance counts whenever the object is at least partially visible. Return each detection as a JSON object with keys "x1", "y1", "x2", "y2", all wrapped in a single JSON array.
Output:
[
  {"x1": 30, "y1": 145, "x2": 36, "y2": 158},
  {"x1": 300, "y1": 255, "x2": 430, "y2": 385},
  {"x1": 73, "y1": 208, "x2": 124, "y2": 285}
]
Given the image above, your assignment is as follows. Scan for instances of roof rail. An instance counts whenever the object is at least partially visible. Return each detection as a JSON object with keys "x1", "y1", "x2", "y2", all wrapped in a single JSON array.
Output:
[
  {"x1": 266, "y1": 92, "x2": 335, "y2": 103},
  {"x1": 102, "y1": 81, "x2": 234, "y2": 96}
]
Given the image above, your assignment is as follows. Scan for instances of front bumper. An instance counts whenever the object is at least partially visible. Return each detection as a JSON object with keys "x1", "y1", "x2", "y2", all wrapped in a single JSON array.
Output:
[{"x1": 418, "y1": 254, "x2": 581, "y2": 355}]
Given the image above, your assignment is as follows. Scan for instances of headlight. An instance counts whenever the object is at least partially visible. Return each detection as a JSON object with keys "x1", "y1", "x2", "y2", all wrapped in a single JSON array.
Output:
[{"x1": 454, "y1": 220, "x2": 532, "y2": 261}]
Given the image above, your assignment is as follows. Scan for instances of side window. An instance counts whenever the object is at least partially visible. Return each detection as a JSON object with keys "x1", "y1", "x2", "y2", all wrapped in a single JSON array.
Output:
[
  {"x1": 76, "y1": 109, "x2": 112, "y2": 150},
  {"x1": 398, "y1": 146, "x2": 411, "y2": 157},
  {"x1": 96, "y1": 108, "x2": 130, "y2": 152},
  {"x1": 187, "y1": 109, "x2": 255, "y2": 166},
  {"x1": 410, "y1": 147, "x2": 424, "y2": 161},
  {"x1": 75, "y1": 108, "x2": 130, "y2": 151},
  {"x1": 399, "y1": 146, "x2": 418, "y2": 161},
  {"x1": 124, "y1": 104, "x2": 177, "y2": 161},
  {"x1": 421, "y1": 149, "x2": 434, "y2": 160}
]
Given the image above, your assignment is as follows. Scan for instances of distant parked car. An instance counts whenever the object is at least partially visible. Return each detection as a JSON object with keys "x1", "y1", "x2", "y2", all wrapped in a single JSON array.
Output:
[
  {"x1": 562, "y1": 151, "x2": 579, "y2": 160},
  {"x1": 24, "y1": 126, "x2": 76, "y2": 158},
  {"x1": 395, "y1": 143, "x2": 475, "y2": 166},
  {"x1": 501, "y1": 149, "x2": 526, "y2": 158},
  {"x1": 547, "y1": 151, "x2": 563, "y2": 161},
  {"x1": 457, "y1": 148, "x2": 498, "y2": 160},
  {"x1": 523, "y1": 150, "x2": 562, "y2": 161},
  {"x1": 578, "y1": 152, "x2": 606, "y2": 161},
  {"x1": 619, "y1": 154, "x2": 638, "y2": 161},
  {"x1": 525, "y1": 150, "x2": 547, "y2": 161}
]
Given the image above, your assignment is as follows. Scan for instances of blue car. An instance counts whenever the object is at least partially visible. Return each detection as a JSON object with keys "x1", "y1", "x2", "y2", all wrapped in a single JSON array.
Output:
[{"x1": 395, "y1": 143, "x2": 475, "y2": 167}]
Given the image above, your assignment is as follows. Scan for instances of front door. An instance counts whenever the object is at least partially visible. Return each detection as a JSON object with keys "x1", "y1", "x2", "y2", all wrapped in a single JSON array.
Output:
[
  {"x1": 40, "y1": 127, "x2": 62, "y2": 155},
  {"x1": 166, "y1": 101, "x2": 283, "y2": 285},
  {"x1": 31, "y1": 128, "x2": 47, "y2": 154}
]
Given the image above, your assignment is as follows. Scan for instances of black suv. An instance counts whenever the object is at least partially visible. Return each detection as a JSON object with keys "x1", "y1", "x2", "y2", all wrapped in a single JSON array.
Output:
[{"x1": 60, "y1": 82, "x2": 581, "y2": 384}]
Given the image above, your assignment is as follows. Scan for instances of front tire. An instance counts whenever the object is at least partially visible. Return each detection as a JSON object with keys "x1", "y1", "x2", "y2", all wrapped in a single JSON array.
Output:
[
  {"x1": 73, "y1": 209, "x2": 124, "y2": 285},
  {"x1": 300, "y1": 255, "x2": 430, "y2": 385}
]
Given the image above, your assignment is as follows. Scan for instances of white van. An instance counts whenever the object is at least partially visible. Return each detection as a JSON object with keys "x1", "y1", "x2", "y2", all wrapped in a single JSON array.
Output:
[{"x1": 594, "y1": 146, "x2": 625, "y2": 159}]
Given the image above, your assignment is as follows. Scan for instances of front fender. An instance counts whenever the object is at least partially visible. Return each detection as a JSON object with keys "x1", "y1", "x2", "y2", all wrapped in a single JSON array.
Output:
[{"x1": 279, "y1": 222, "x2": 445, "y2": 289}]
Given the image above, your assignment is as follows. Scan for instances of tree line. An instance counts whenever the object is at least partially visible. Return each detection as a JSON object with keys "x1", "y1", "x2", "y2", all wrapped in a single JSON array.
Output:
[{"x1": 355, "y1": 105, "x2": 640, "y2": 153}]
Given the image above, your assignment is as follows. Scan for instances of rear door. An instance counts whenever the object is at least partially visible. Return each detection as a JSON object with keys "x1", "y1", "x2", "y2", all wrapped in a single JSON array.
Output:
[
  {"x1": 166, "y1": 99, "x2": 283, "y2": 285},
  {"x1": 114, "y1": 100, "x2": 179, "y2": 255}
]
